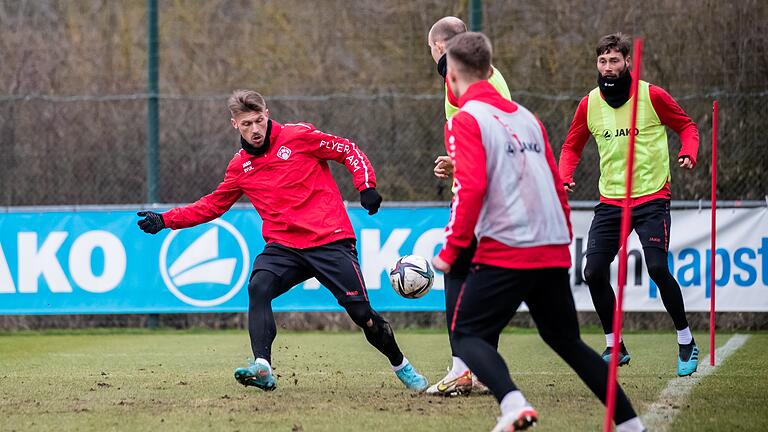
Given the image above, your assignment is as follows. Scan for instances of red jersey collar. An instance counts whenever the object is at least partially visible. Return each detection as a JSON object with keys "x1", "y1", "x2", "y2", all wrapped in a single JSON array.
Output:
[
  {"x1": 445, "y1": 78, "x2": 459, "y2": 107},
  {"x1": 457, "y1": 80, "x2": 517, "y2": 112},
  {"x1": 269, "y1": 120, "x2": 283, "y2": 141}
]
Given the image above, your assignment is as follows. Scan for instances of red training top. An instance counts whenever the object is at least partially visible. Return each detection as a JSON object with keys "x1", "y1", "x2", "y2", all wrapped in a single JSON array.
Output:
[
  {"x1": 438, "y1": 81, "x2": 572, "y2": 269},
  {"x1": 162, "y1": 121, "x2": 376, "y2": 249}
]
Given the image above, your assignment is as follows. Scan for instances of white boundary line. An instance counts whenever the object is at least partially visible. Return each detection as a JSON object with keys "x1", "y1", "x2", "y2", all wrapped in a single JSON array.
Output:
[{"x1": 641, "y1": 334, "x2": 750, "y2": 431}]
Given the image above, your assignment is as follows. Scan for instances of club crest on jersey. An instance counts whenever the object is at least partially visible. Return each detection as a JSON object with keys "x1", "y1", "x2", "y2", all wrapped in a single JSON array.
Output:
[{"x1": 276, "y1": 146, "x2": 292, "y2": 160}]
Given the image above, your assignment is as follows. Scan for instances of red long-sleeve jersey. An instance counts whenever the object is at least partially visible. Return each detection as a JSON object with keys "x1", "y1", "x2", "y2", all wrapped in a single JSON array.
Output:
[
  {"x1": 559, "y1": 84, "x2": 699, "y2": 207},
  {"x1": 162, "y1": 121, "x2": 376, "y2": 249},
  {"x1": 437, "y1": 81, "x2": 572, "y2": 269}
]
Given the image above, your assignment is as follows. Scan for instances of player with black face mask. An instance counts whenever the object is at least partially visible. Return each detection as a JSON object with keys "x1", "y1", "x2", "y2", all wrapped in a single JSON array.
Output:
[{"x1": 559, "y1": 32, "x2": 700, "y2": 377}]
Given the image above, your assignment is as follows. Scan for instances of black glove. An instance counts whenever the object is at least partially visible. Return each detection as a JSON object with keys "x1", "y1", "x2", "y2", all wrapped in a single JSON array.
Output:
[
  {"x1": 360, "y1": 188, "x2": 382, "y2": 215},
  {"x1": 137, "y1": 211, "x2": 166, "y2": 234}
]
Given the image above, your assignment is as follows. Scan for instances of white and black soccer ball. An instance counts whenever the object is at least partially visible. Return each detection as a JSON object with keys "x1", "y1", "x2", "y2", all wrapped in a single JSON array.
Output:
[{"x1": 389, "y1": 255, "x2": 434, "y2": 299}]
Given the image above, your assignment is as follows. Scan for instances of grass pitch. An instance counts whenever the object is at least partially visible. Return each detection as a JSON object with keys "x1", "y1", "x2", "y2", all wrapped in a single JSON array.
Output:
[{"x1": 0, "y1": 329, "x2": 765, "y2": 431}]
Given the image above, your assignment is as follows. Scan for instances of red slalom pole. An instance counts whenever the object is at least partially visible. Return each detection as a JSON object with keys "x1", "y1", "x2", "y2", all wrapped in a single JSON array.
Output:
[
  {"x1": 710, "y1": 100, "x2": 718, "y2": 366},
  {"x1": 603, "y1": 37, "x2": 643, "y2": 432}
]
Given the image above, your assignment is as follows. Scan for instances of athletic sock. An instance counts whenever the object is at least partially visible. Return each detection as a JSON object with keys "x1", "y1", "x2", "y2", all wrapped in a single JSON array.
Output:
[
  {"x1": 616, "y1": 416, "x2": 645, "y2": 432},
  {"x1": 499, "y1": 390, "x2": 528, "y2": 416},
  {"x1": 606, "y1": 333, "x2": 622, "y2": 347},
  {"x1": 255, "y1": 357, "x2": 272, "y2": 373},
  {"x1": 391, "y1": 357, "x2": 409, "y2": 372},
  {"x1": 677, "y1": 327, "x2": 693, "y2": 345},
  {"x1": 450, "y1": 356, "x2": 469, "y2": 377}
]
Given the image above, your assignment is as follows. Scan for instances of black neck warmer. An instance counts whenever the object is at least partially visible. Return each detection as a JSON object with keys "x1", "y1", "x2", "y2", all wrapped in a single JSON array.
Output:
[
  {"x1": 240, "y1": 119, "x2": 273, "y2": 156},
  {"x1": 598, "y1": 69, "x2": 632, "y2": 108},
  {"x1": 436, "y1": 53, "x2": 447, "y2": 80}
]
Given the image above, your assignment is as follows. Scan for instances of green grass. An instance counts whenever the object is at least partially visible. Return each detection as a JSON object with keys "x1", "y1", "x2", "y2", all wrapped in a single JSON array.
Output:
[
  {"x1": 0, "y1": 329, "x2": 765, "y2": 431},
  {"x1": 672, "y1": 333, "x2": 768, "y2": 431}
]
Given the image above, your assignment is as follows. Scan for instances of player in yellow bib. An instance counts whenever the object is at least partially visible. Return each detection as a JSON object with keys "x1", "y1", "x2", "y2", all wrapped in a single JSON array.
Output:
[
  {"x1": 425, "y1": 16, "x2": 512, "y2": 397},
  {"x1": 559, "y1": 33, "x2": 700, "y2": 377}
]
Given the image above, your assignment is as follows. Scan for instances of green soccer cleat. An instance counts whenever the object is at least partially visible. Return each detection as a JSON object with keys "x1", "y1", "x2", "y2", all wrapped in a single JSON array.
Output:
[
  {"x1": 601, "y1": 342, "x2": 631, "y2": 367},
  {"x1": 234, "y1": 361, "x2": 277, "y2": 391},
  {"x1": 677, "y1": 341, "x2": 699, "y2": 377},
  {"x1": 394, "y1": 363, "x2": 429, "y2": 392}
]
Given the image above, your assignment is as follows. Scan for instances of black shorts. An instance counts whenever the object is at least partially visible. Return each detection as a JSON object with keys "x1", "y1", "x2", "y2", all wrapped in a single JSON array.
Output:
[
  {"x1": 586, "y1": 199, "x2": 671, "y2": 256},
  {"x1": 251, "y1": 239, "x2": 369, "y2": 305},
  {"x1": 452, "y1": 266, "x2": 578, "y2": 343}
]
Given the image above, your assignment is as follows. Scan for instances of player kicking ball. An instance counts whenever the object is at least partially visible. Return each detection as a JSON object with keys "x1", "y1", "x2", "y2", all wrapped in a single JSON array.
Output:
[
  {"x1": 431, "y1": 34, "x2": 646, "y2": 431},
  {"x1": 137, "y1": 89, "x2": 428, "y2": 393}
]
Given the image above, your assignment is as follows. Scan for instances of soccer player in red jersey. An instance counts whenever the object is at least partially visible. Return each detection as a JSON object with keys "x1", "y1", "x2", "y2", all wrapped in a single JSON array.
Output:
[
  {"x1": 137, "y1": 90, "x2": 428, "y2": 392},
  {"x1": 432, "y1": 33, "x2": 645, "y2": 431}
]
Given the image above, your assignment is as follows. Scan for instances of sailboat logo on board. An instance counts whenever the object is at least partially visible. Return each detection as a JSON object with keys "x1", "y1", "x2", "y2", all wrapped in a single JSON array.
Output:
[{"x1": 159, "y1": 219, "x2": 250, "y2": 307}]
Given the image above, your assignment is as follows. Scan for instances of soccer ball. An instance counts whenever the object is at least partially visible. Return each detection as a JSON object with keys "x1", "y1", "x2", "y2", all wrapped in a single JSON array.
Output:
[{"x1": 389, "y1": 255, "x2": 434, "y2": 299}]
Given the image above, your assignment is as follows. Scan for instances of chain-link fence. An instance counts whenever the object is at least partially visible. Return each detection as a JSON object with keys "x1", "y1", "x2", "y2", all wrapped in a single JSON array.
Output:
[{"x1": 1, "y1": 0, "x2": 766, "y2": 205}]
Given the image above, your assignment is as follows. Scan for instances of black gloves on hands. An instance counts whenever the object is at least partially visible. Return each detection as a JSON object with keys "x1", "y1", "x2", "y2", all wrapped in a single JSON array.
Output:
[
  {"x1": 360, "y1": 188, "x2": 382, "y2": 215},
  {"x1": 137, "y1": 211, "x2": 166, "y2": 234}
]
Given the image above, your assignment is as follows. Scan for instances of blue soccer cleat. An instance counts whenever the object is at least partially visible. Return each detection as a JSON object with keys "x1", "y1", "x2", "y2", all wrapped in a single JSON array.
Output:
[
  {"x1": 601, "y1": 342, "x2": 631, "y2": 367},
  {"x1": 234, "y1": 361, "x2": 277, "y2": 391},
  {"x1": 677, "y1": 342, "x2": 699, "y2": 377},
  {"x1": 395, "y1": 363, "x2": 429, "y2": 392}
]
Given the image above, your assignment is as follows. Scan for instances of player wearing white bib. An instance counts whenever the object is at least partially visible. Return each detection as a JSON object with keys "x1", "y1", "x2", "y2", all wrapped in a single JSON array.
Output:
[{"x1": 431, "y1": 33, "x2": 645, "y2": 432}]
